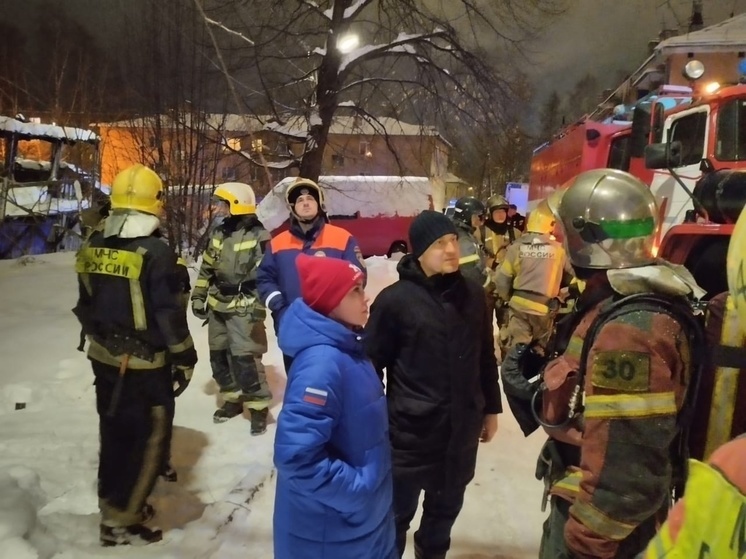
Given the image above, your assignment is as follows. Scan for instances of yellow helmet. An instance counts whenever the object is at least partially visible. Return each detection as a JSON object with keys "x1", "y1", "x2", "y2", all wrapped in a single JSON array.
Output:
[
  {"x1": 110, "y1": 164, "x2": 164, "y2": 216},
  {"x1": 526, "y1": 200, "x2": 556, "y2": 235},
  {"x1": 727, "y1": 205, "x2": 746, "y2": 328},
  {"x1": 213, "y1": 182, "x2": 257, "y2": 215}
]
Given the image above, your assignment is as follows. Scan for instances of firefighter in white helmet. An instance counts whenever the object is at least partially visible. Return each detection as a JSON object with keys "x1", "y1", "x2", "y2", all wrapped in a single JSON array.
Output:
[{"x1": 191, "y1": 182, "x2": 273, "y2": 433}]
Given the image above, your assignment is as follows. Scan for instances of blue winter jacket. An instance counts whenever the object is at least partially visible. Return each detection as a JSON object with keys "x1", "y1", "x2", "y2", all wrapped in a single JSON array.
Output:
[
  {"x1": 273, "y1": 299, "x2": 396, "y2": 559},
  {"x1": 257, "y1": 217, "x2": 365, "y2": 328}
]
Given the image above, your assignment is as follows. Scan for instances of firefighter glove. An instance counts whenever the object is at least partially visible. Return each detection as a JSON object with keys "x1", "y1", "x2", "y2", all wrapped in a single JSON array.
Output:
[
  {"x1": 172, "y1": 364, "x2": 193, "y2": 397},
  {"x1": 191, "y1": 298, "x2": 208, "y2": 320}
]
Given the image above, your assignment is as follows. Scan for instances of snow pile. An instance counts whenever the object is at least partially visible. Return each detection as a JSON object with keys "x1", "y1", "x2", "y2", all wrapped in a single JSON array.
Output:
[
  {"x1": 0, "y1": 251, "x2": 548, "y2": 558},
  {"x1": 257, "y1": 175, "x2": 433, "y2": 231},
  {"x1": 0, "y1": 467, "x2": 56, "y2": 559}
]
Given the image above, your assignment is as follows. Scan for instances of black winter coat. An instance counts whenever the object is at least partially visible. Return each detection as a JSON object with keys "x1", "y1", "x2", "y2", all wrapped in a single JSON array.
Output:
[{"x1": 365, "y1": 255, "x2": 502, "y2": 490}]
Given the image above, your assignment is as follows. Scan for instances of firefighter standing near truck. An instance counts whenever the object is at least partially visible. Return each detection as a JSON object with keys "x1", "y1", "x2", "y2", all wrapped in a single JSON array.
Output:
[
  {"x1": 535, "y1": 169, "x2": 705, "y2": 559},
  {"x1": 640, "y1": 203, "x2": 746, "y2": 559},
  {"x1": 191, "y1": 182, "x2": 273, "y2": 433},
  {"x1": 73, "y1": 164, "x2": 197, "y2": 546},
  {"x1": 494, "y1": 200, "x2": 568, "y2": 356},
  {"x1": 482, "y1": 194, "x2": 521, "y2": 348},
  {"x1": 451, "y1": 196, "x2": 490, "y2": 288}
]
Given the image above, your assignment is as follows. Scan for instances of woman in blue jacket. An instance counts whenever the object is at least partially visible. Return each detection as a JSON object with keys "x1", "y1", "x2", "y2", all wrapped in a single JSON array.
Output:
[{"x1": 273, "y1": 253, "x2": 396, "y2": 559}]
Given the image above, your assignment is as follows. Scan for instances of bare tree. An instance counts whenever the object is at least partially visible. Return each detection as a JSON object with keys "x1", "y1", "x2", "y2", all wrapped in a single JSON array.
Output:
[{"x1": 197, "y1": 0, "x2": 564, "y2": 182}]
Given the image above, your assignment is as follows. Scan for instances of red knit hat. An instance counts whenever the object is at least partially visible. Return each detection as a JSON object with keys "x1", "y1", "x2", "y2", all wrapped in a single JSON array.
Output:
[{"x1": 297, "y1": 253, "x2": 365, "y2": 316}]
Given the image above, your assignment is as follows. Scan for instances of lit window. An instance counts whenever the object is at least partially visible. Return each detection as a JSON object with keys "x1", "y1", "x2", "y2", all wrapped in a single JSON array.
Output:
[
  {"x1": 224, "y1": 137, "x2": 242, "y2": 152},
  {"x1": 251, "y1": 139, "x2": 264, "y2": 154},
  {"x1": 359, "y1": 140, "x2": 371, "y2": 157}
]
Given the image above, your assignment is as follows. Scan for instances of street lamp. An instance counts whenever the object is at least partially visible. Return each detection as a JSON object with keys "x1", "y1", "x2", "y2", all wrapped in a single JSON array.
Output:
[{"x1": 337, "y1": 33, "x2": 360, "y2": 54}]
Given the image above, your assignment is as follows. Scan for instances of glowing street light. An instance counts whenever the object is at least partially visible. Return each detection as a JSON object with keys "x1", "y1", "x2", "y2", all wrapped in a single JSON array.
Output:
[{"x1": 337, "y1": 33, "x2": 360, "y2": 54}]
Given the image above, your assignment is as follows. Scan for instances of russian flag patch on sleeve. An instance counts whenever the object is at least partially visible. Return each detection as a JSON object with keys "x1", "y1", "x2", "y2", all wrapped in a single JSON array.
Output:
[{"x1": 303, "y1": 387, "x2": 328, "y2": 406}]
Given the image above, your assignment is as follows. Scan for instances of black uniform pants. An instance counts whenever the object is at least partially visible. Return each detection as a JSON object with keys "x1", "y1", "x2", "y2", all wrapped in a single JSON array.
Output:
[
  {"x1": 93, "y1": 359, "x2": 173, "y2": 527},
  {"x1": 393, "y1": 475, "x2": 466, "y2": 557}
]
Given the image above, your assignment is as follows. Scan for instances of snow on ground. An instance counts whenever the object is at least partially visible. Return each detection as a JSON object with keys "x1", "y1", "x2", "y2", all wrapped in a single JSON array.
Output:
[{"x1": 0, "y1": 253, "x2": 547, "y2": 559}]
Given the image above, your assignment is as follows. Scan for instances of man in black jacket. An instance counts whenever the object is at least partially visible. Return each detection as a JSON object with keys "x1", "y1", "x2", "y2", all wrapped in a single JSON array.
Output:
[{"x1": 366, "y1": 210, "x2": 502, "y2": 559}]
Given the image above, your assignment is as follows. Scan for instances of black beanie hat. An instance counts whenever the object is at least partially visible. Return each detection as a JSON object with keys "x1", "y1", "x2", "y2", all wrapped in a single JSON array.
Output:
[{"x1": 409, "y1": 210, "x2": 458, "y2": 258}]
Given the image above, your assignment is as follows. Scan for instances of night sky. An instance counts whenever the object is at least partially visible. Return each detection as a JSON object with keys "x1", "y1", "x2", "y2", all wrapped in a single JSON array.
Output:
[{"x1": 5, "y1": 0, "x2": 746, "y2": 106}]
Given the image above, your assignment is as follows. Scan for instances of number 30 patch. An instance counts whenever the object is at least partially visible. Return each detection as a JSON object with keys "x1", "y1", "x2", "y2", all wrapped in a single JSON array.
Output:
[{"x1": 591, "y1": 351, "x2": 651, "y2": 391}]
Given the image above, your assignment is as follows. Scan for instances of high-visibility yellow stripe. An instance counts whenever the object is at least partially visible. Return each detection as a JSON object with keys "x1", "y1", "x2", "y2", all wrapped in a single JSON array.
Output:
[
  {"x1": 168, "y1": 336, "x2": 194, "y2": 355},
  {"x1": 195, "y1": 278, "x2": 209, "y2": 288},
  {"x1": 501, "y1": 258, "x2": 515, "y2": 276},
  {"x1": 704, "y1": 295, "x2": 746, "y2": 459},
  {"x1": 126, "y1": 405, "x2": 167, "y2": 519},
  {"x1": 571, "y1": 501, "x2": 636, "y2": 541},
  {"x1": 585, "y1": 392, "x2": 676, "y2": 419},
  {"x1": 177, "y1": 256, "x2": 187, "y2": 267},
  {"x1": 211, "y1": 238, "x2": 223, "y2": 249},
  {"x1": 565, "y1": 335, "x2": 584, "y2": 359},
  {"x1": 459, "y1": 254, "x2": 479, "y2": 265},
  {"x1": 510, "y1": 295, "x2": 549, "y2": 314},
  {"x1": 234, "y1": 239, "x2": 258, "y2": 251},
  {"x1": 130, "y1": 247, "x2": 148, "y2": 331},
  {"x1": 208, "y1": 294, "x2": 237, "y2": 309},
  {"x1": 202, "y1": 252, "x2": 215, "y2": 265},
  {"x1": 553, "y1": 471, "x2": 582, "y2": 494},
  {"x1": 87, "y1": 338, "x2": 167, "y2": 369}
]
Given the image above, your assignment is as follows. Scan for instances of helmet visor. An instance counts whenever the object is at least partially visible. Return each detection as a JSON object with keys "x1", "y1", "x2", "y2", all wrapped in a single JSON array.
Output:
[{"x1": 572, "y1": 216, "x2": 656, "y2": 243}]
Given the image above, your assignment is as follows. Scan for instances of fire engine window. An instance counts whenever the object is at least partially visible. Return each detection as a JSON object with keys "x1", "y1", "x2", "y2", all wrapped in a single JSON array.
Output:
[
  {"x1": 716, "y1": 98, "x2": 746, "y2": 161},
  {"x1": 608, "y1": 134, "x2": 631, "y2": 171},
  {"x1": 668, "y1": 111, "x2": 707, "y2": 167}
]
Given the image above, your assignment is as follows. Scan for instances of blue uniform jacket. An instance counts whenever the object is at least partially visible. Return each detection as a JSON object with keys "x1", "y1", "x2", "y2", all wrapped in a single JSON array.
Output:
[
  {"x1": 273, "y1": 299, "x2": 396, "y2": 559},
  {"x1": 257, "y1": 218, "x2": 365, "y2": 327}
]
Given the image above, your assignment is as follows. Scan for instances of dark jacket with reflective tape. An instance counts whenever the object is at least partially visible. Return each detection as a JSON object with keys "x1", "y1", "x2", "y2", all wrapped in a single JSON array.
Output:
[
  {"x1": 365, "y1": 255, "x2": 501, "y2": 490},
  {"x1": 542, "y1": 280, "x2": 691, "y2": 559},
  {"x1": 454, "y1": 221, "x2": 488, "y2": 288},
  {"x1": 75, "y1": 228, "x2": 196, "y2": 370},
  {"x1": 192, "y1": 215, "x2": 270, "y2": 316}
]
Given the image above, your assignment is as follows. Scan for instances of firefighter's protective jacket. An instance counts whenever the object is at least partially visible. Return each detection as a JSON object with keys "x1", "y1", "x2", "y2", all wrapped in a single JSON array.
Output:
[
  {"x1": 483, "y1": 220, "x2": 519, "y2": 268},
  {"x1": 192, "y1": 215, "x2": 270, "y2": 318},
  {"x1": 541, "y1": 266, "x2": 699, "y2": 559},
  {"x1": 642, "y1": 436, "x2": 746, "y2": 559},
  {"x1": 74, "y1": 211, "x2": 197, "y2": 371},
  {"x1": 455, "y1": 221, "x2": 489, "y2": 288},
  {"x1": 689, "y1": 292, "x2": 746, "y2": 461},
  {"x1": 494, "y1": 232, "x2": 567, "y2": 315}
]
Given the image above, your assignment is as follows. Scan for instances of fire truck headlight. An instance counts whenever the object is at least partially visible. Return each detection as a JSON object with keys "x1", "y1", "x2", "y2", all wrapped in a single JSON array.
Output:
[
  {"x1": 703, "y1": 82, "x2": 720, "y2": 94},
  {"x1": 682, "y1": 60, "x2": 706, "y2": 81}
]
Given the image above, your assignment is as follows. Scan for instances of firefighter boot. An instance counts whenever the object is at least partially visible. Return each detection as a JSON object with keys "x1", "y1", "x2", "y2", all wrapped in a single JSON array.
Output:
[
  {"x1": 211, "y1": 350, "x2": 243, "y2": 423},
  {"x1": 213, "y1": 401, "x2": 243, "y2": 423},
  {"x1": 248, "y1": 407, "x2": 269, "y2": 436},
  {"x1": 100, "y1": 523, "x2": 163, "y2": 547}
]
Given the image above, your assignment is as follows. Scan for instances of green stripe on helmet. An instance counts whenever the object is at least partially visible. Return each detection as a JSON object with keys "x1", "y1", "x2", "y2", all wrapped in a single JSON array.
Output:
[{"x1": 599, "y1": 217, "x2": 656, "y2": 239}]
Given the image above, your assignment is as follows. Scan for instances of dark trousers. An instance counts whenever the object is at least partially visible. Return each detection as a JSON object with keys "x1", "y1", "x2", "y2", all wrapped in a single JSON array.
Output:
[
  {"x1": 93, "y1": 359, "x2": 173, "y2": 527},
  {"x1": 393, "y1": 475, "x2": 466, "y2": 557}
]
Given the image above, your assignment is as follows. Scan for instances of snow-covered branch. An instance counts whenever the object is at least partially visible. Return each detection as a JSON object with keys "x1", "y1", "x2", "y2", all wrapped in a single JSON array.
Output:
[
  {"x1": 203, "y1": 16, "x2": 255, "y2": 46},
  {"x1": 338, "y1": 30, "x2": 445, "y2": 75}
]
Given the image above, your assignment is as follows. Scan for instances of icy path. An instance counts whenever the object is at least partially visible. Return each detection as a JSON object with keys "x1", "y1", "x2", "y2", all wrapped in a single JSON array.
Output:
[{"x1": 0, "y1": 253, "x2": 547, "y2": 558}]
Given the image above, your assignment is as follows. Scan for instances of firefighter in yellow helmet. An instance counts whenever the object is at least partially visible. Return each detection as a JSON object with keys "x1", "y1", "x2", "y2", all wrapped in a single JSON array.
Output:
[
  {"x1": 640, "y1": 204, "x2": 746, "y2": 559},
  {"x1": 191, "y1": 182, "x2": 273, "y2": 433},
  {"x1": 73, "y1": 164, "x2": 197, "y2": 546},
  {"x1": 493, "y1": 199, "x2": 569, "y2": 355}
]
